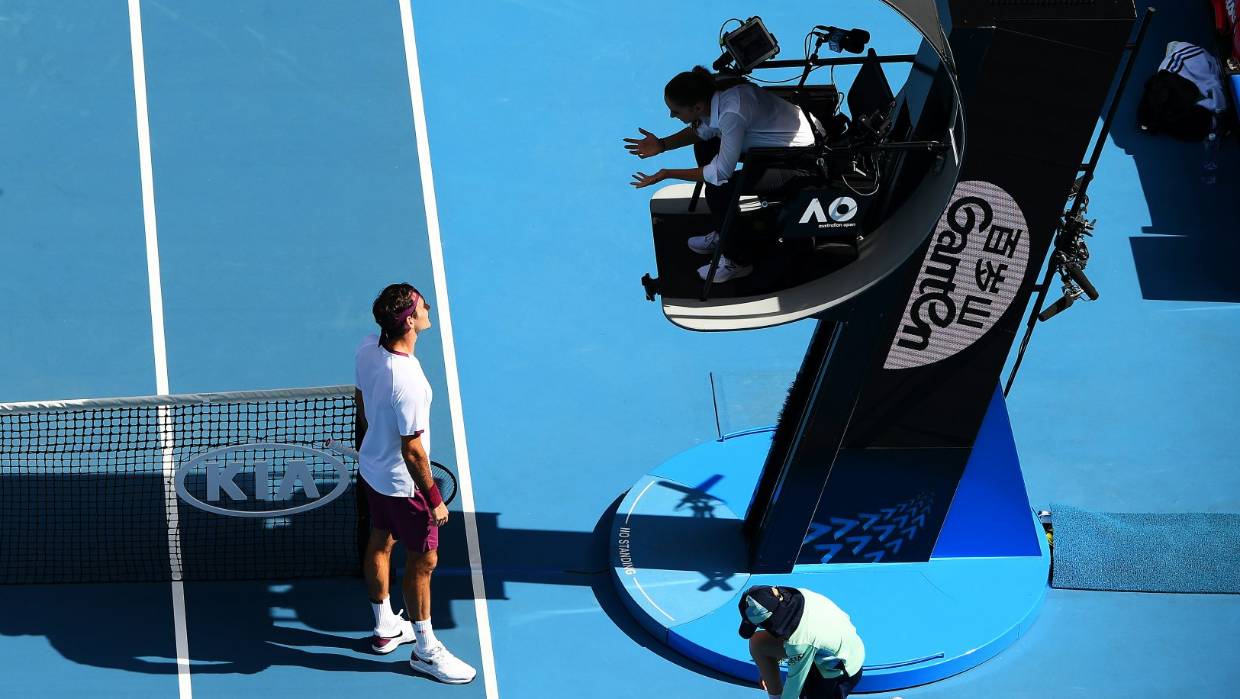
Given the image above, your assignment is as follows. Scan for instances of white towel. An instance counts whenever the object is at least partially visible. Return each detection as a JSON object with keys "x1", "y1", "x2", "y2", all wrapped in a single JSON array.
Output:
[{"x1": 1161, "y1": 41, "x2": 1226, "y2": 114}]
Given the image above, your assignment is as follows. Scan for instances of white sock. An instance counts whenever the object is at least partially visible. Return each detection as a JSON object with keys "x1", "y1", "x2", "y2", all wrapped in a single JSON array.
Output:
[
  {"x1": 414, "y1": 618, "x2": 439, "y2": 654},
  {"x1": 370, "y1": 597, "x2": 400, "y2": 634},
  {"x1": 768, "y1": 694, "x2": 780, "y2": 699}
]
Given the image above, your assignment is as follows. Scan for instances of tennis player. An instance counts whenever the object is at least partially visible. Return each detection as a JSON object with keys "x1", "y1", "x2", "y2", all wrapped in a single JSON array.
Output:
[
  {"x1": 354, "y1": 282, "x2": 475, "y2": 684},
  {"x1": 739, "y1": 585, "x2": 864, "y2": 699}
]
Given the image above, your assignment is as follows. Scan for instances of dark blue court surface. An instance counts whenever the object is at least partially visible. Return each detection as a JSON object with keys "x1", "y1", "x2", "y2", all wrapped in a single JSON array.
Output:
[{"x1": 2, "y1": 1, "x2": 1239, "y2": 698}]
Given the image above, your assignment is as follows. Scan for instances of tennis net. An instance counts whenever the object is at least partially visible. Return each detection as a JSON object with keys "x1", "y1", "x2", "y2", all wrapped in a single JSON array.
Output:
[{"x1": 0, "y1": 385, "x2": 363, "y2": 584}]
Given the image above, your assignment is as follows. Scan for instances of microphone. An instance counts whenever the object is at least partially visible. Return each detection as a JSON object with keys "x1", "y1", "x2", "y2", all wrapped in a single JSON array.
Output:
[{"x1": 812, "y1": 26, "x2": 870, "y2": 54}]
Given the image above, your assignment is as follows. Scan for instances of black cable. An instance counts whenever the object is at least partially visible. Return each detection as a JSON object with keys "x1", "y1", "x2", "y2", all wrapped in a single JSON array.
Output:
[
  {"x1": 719, "y1": 18, "x2": 743, "y2": 43},
  {"x1": 709, "y1": 371, "x2": 723, "y2": 441},
  {"x1": 750, "y1": 29, "x2": 827, "y2": 85},
  {"x1": 750, "y1": 72, "x2": 818, "y2": 85}
]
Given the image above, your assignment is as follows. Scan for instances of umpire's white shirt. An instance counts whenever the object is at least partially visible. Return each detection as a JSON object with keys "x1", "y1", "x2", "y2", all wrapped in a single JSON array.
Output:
[
  {"x1": 694, "y1": 83, "x2": 819, "y2": 186},
  {"x1": 355, "y1": 334, "x2": 432, "y2": 497}
]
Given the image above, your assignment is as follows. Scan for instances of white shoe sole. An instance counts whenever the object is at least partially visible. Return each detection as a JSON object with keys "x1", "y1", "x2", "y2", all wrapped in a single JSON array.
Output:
[
  {"x1": 697, "y1": 263, "x2": 753, "y2": 282},
  {"x1": 409, "y1": 656, "x2": 477, "y2": 684}
]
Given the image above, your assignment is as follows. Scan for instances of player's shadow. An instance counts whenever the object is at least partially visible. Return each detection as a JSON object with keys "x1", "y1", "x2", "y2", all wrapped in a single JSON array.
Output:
[
  {"x1": 0, "y1": 573, "x2": 466, "y2": 678},
  {"x1": 0, "y1": 498, "x2": 751, "y2": 687},
  {"x1": 1108, "y1": 0, "x2": 1240, "y2": 303}
]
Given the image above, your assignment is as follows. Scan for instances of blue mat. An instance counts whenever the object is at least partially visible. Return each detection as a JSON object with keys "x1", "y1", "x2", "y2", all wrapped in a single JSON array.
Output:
[{"x1": 1051, "y1": 504, "x2": 1240, "y2": 594}]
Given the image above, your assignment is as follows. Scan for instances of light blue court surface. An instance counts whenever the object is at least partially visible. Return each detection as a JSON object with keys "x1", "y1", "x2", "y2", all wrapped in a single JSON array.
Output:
[{"x1": 1, "y1": 1, "x2": 1238, "y2": 698}]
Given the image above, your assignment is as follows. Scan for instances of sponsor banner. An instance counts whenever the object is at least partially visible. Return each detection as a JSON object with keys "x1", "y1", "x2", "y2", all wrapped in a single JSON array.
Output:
[
  {"x1": 784, "y1": 189, "x2": 872, "y2": 238},
  {"x1": 174, "y1": 442, "x2": 351, "y2": 517},
  {"x1": 884, "y1": 180, "x2": 1029, "y2": 370}
]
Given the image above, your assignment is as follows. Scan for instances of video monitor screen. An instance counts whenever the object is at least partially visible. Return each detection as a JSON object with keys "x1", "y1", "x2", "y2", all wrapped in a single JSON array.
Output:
[{"x1": 724, "y1": 18, "x2": 779, "y2": 73}]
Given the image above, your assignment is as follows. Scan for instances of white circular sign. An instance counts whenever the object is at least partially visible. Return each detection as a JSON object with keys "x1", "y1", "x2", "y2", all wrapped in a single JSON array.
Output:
[{"x1": 883, "y1": 180, "x2": 1030, "y2": 370}]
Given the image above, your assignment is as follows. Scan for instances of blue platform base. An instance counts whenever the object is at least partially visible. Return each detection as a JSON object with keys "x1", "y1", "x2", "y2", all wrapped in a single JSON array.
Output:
[{"x1": 610, "y1": 390, "x2": 1050, "y2": 692}]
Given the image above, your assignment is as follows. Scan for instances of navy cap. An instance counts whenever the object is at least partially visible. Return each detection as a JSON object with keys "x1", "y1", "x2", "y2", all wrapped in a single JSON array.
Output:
[{"x1": 737, "y1": 586, "x2": 781, "y2": 639}]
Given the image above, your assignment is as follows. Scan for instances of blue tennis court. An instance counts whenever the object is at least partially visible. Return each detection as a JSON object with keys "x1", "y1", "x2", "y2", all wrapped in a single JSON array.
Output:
[{"x1": 2, "y1": 1, "x2": 1238, "y2": 698}]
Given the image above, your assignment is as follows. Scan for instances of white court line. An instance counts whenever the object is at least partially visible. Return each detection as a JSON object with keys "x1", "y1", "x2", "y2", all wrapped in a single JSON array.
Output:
[
  {"x1": 127, "y1": 2, "x2": 192, "y2": 697},
  {"x1": 626, "y1": 479, "x2": 659, "y2": 524},
  {"x1": 633, "y1": 578, "x2": 677, "y2": 622},
  {"x1": 397, "y1": 2, "x2": 499, "y2": 696},
  {"x1": 623, "y1": 480, "x2": 675, "y2": 620}
]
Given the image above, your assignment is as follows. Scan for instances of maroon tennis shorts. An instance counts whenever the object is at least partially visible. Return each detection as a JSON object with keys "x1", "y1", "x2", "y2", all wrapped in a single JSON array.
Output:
[{"x1": 362, "y1": 478, "x2": 439, "y2": 553}]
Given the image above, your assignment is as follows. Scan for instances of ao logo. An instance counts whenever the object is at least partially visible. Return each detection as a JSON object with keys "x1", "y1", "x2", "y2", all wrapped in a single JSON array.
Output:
[
  {"x1": 174, "y1": 443, "x2": 350, "y2": 517},
  {"x1": 799, "y1": 196, "x2": 859, "y2": 224}
]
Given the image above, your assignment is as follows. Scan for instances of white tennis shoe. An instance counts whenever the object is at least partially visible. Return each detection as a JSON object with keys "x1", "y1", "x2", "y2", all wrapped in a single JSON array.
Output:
[
  {"x1": 410, "y1": 643, "x2": 477, "y2": 684},
  {"x1": 698, "y1": 255, "x2": 752, "y2": 282},
  {"x1": 687, "y1": 230, "x2": 719, "y2": 254},
  {"x1": 371, "y1": 615, "x2": 415, "y2": 654}
]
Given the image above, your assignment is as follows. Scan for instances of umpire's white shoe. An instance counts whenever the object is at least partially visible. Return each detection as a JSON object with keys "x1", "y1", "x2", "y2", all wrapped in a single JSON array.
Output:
[
  {"x1": 687, "y1": 230, "x2": 719, "y2": 254},
  {"x1": 697, "y1": 255, "x2": 752, "y2": 282},
  {"x1": 410, "y1": 643, "x2": 477, "y2": 684},
  {"x1": 371, "y1": 614, "x2": 415, "y2": 654}
]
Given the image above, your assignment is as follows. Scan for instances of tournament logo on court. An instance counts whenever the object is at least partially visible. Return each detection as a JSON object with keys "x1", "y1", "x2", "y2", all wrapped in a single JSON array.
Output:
[{"x1": 884, "y1": 180, "x2": 1030, "y2": 370}]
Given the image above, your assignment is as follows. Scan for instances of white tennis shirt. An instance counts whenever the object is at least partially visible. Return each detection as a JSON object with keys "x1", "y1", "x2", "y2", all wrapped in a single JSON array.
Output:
[
  {"x1": 354, "y1": 333, "x2": 432, "y2": 497},
  {"x1": 694, "y1": 83, "x2": 819, "y2": 186}
]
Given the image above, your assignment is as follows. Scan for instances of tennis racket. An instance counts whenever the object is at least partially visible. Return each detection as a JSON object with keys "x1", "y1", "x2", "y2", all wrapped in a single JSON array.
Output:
[{"x1": 323, "y1": 439, "x2": 458, "y2": 506}]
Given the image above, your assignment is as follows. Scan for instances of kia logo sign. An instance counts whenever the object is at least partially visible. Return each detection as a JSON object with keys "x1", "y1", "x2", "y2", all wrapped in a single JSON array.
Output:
[{"x1": 175, "y1": 443, "x2": 351, "y2": 517}]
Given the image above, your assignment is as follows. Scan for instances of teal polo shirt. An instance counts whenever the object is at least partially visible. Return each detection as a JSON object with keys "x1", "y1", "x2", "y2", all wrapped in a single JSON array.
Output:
[{"x1": 779, "y1": 588, "x2": 865, "y2": 698}]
